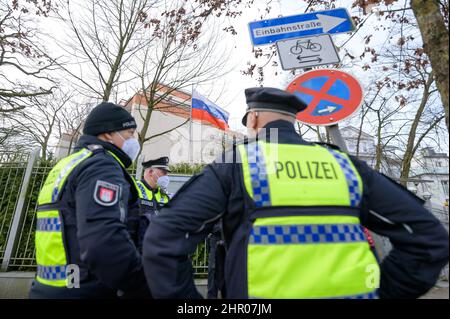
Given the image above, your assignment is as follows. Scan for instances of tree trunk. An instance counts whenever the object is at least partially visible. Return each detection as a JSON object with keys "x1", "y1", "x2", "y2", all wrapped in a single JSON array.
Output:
[
  {"x1": 41, "y1": 139, "x2": 48, "y2": 161},
  {"x1": 374, "y1": 120, "x2": 382, "y2": 172},
  {"x1": 411, "y1": 0, "x2": 449, "y2": 132},
  {"x1": 102, "y1": 47, "x2": 125, "y2": 102},
  {"x1": 296, "y1": 122, "x2": 303, "y2": 137},
  {"x1": 138, "y1": 87, "x2": 156, "y2": 150},
  {"x1": 356, "y1": 106, "x2": 369, "y2": 158},
  {"x1": 399, "y1": 72, "x2": 434, "y2": 186}
]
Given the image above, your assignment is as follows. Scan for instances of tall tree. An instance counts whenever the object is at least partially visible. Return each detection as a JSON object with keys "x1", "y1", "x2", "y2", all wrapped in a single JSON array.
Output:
[
  {"x1": 55, "y1": 0, "x2": 259, "y2": 103},
  {"x1": 5, "y1": 90, "x2": 73, "y2": 160},
  {"x1": 410, "y1": 0, "x2": 449, "y2": 131},
  {"x1": 399, "y1": 70, "x2": 444, "y2": 185},
  {"x1": 132, "y1": 1, "x2": 233, "y2": 150},
  {"x1": 0, "y1": 0, "x2": 56, "y2": 113},
  {"x1": 55, "y1": 0, "x2": 155, "y2": 102}
]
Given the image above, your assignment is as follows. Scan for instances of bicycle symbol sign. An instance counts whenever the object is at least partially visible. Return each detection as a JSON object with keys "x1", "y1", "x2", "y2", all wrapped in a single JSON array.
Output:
[
  {"x1": 276, "y1": 34, "x2": 340, "y2": 70},
  {"x1": 289, "y1": 39, "x2": 322, "y2": 55},
  {"x1": 286, "y1": 69, "x2": 363, "y2": 126}
]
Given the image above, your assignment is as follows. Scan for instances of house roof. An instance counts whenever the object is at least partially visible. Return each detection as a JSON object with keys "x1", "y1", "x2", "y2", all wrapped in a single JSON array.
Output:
[
  {"x1": 341, "y1": 125, "x2": 374, "y2": 139},
  {"x1": 421, "y1": 147, "x2": 448, "y2": 158},
  {"x1": 127, "y1": 83, "x2": 240, "y2": 137}
]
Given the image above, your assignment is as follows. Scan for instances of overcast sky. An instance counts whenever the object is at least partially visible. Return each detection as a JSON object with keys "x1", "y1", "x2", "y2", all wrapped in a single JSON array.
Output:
[
  {"x1": 195, "y1": 0, "x2": 390, "y2": 132},
  {"x1": 34, "y1": 0, "x2": 447, "y2": 155},
  {"x1": 38, "y1": 0, "x2": 378, "y2": 132}
]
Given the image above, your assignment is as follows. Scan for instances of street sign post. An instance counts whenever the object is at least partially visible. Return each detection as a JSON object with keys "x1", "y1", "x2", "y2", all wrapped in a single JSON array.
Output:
[
  {"x1": 286, "y1": 69, "x2": 363, "y2": 126},
  {"x1": 276, "y1": 34, "x2": 340, "y2": 70},
  {"x1": 248, "y1": 8, "x2": 354, "y2": 46}
]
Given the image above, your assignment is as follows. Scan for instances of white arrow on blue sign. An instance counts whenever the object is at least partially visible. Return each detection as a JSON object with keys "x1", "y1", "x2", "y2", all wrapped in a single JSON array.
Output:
[{"x1": 248, "y1": 8, "x2": 355, "y2": 46}]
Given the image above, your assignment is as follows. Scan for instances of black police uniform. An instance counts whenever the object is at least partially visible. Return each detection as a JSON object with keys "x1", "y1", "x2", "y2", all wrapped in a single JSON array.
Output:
[
  {"x1": 142, "y1": 88, "x2": 449, "y2": 299},
  {"x1": 207, "y1": 221, "x2": 226, "y2": 299},
  {"x1": 29, "y1": 135, "x2": 150, "y2": 298},
  {"x1": 128, "y1": 157, "x2": 171, "y2": 253},
  {"x1": 29, "y1": 102, "x2": 151, "y2": 299}
]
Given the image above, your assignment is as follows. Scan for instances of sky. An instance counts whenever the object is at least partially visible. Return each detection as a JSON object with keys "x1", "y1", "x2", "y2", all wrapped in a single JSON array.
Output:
[
  {"x1": 196, "y1": 0, "x2": 384, "y2": 132},
  {"x1": 20, "y1": 0, "x2": 448, "y2": 154},
  {"x1": 37, "y1": 0, "x2": 377, "y2": 132}
]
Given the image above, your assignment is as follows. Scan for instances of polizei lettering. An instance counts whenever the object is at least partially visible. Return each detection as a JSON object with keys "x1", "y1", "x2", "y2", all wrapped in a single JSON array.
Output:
[{"x1": 275, "y1": 160, "x2": 339, "y2": 180}]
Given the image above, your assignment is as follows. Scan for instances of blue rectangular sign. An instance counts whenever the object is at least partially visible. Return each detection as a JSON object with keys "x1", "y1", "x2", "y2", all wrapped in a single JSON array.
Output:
[{"x1": 248, "y1": 8, "x2": 355, "y2": 46}]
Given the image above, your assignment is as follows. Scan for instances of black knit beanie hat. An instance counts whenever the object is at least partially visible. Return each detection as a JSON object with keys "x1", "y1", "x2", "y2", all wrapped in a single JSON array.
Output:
[{"x1": 83, "y1": 102, "x2": 137, "y2": 136}]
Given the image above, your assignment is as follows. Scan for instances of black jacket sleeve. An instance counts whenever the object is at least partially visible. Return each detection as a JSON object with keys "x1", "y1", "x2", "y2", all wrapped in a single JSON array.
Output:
[
  {"x1": 142, "y1": 163, "x2": 231, "y2": 298},
  {"x1": 74, "y1": 155, "x2": 151, "y2": 297},
  {"x1": 352, "y1": 158, "x2": 449, "y2": 299}
]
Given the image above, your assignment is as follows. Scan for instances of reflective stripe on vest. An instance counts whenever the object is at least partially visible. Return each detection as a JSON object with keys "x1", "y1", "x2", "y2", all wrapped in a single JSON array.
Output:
[
  {"x1": 238, "y1": 142, "x2": 379, "y2": 299},
  {"x1": 155, "y1": 189, "x2": 169, "y2": 205},
  {"x1": 328, "y1": 149, "x2": 362, "y2": 207},
  {"x1": 135, "y1": 180, "x2": 153, "y2": 200},
  {"x1": 135, "y1": 180, "x2": 169, "y2": 205},
  {"x1": 239, "y1": 142, "x2": 363, "y2": 207},
  {"x1": 35, "y1": 149, "x2": 93, "y2": 287},
  {"x1": 38, "y1": 149, "x2": 92, "y2": 205},
  {"x1": 250, "y1": 223, "x2": 367, "y2": 245},
  {"x1": 37, "y1": 265, "x2": 67, "y2": 281},
  {"x1": 36, "y1": 217, "x2": 62, "y2": 232}
]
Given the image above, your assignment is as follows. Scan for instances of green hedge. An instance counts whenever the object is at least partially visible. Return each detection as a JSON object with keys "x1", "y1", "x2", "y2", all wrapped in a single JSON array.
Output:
[{"x1": 169, "y1": 163, "x2": 206, "y2": 175}]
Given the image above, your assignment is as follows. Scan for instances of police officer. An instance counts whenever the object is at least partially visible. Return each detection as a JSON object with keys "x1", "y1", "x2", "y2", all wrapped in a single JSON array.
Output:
[
  {"x1": 29, "y1": 102, "x2": 151, "y2": 299},
  {"x1": 142, "y1": 87, "x2": 449, "y2": 299},
  {"x1": 129, "y1": 157, "x2": 171, "y2": 252}
]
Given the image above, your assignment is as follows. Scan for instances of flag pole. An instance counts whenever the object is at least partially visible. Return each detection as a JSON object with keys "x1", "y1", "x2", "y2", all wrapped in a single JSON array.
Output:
[{"x1": 190, "y1": 85, "x2": 194, "y2": 165}]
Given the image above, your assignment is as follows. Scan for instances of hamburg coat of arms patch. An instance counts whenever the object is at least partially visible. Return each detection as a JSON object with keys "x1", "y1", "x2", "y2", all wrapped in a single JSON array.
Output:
[{"x1": 94, "y1": 180, "x2": 120, "y2": 206}]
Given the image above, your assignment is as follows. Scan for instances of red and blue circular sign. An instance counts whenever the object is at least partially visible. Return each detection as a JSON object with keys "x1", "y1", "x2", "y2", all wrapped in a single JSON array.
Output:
[{"x1": 286, "y1": 69, "x2": 363, "y2": 126}]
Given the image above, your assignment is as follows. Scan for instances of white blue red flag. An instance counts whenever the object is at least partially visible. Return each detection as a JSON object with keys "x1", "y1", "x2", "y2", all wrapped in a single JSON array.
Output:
[{"x1": 191, "y1": 90, "x2": 229, "y2": 131}]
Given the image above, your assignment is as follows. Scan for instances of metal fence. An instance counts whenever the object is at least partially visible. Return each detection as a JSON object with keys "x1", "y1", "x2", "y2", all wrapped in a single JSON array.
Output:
[
  {"x1": 1, "y1": 148, "x2": 448, "y2": 281},
  {"x1": 0, "y1": 151, "x2": 30, "y2": 264},
  {"x1": 0, "y1": 149, "x2": 209, "y2": 276}
]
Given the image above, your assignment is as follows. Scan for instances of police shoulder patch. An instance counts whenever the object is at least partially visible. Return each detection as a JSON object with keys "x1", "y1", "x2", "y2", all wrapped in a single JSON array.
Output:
[{"x1": 94, "y1": 180, "x2": 120, "y2": 206}]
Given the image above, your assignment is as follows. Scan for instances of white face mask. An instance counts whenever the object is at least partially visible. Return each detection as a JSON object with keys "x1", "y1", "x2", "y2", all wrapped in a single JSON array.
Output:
[
  {"x1": 116, "y1": 132, "x2": 140, "y2": 161},
  {"x1": 157, "y1": 175, "x2": 170, "y2": 190}
]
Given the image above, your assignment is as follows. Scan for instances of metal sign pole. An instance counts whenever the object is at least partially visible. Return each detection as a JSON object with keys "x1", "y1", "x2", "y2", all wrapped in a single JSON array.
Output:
[{"x1": 326, "y1": 124, "x2": 348, "y2": 152}]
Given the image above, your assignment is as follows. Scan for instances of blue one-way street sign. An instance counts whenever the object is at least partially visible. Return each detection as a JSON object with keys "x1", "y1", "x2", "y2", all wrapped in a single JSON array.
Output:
[{"x1": 248, "y1": 8, "x2": 355, "y2": 46}]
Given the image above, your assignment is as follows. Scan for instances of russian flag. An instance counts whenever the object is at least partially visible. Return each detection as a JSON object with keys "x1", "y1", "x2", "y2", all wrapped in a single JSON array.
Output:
[{"x1": 191, "y1": 90, "x2": 229, "y2": 131}]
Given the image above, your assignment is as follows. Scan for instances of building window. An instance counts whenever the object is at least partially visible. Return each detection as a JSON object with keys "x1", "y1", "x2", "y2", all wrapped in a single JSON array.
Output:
[
  {"x1": 442, "y1": 180, "x2": 449, "y2": 196},
  {"x1": 348, "y1": 142, "x2": 355, "y2": 152},
  {"x1": 436, "y1": 161, "x2": 442, "y2": 167},
  {"x1": 362, "y1": 143, "x2": 368, "y2": 153}
]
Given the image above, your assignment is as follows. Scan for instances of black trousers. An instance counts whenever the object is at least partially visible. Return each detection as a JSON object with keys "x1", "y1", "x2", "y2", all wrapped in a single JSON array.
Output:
[
  {"x1": 207, "y1": 233, "x2": 226, "y2": 299},
  {"x1": 28, "y1": 279, "x2": 117, "y2": 299}
]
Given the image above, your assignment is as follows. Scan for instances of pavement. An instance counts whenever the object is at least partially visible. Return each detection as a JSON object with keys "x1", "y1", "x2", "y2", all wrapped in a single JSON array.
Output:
[
  {"x1": 1, "y1": 272, "x2": 448, "y2": 299},
  {"x1": 421, "y1": 281, "x2": 449, "y2": 299}
]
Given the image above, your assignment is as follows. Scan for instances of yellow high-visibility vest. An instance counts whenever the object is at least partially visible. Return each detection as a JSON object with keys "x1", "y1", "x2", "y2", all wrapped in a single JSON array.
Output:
[
  {"x1": 35, "y1": 149, "x2": 93, "y2": 287},
  {"x1": 238, "y1": 141, "x2": 380, "y2": 299},
  {"x1": 135, "y1": 181, "x2": 169, "y2": 206}
]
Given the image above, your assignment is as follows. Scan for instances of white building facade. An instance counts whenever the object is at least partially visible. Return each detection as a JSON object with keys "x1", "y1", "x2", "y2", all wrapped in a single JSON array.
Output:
[
  {"x1": 54, "y1": 84, "x2": 243, "y2": 165},
  {"x1": 340, "y1": 126, "x2": 401, "y2": 178},
  {"x1": 409, "y1": 147, "x2": 449, "y2": 210}
]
